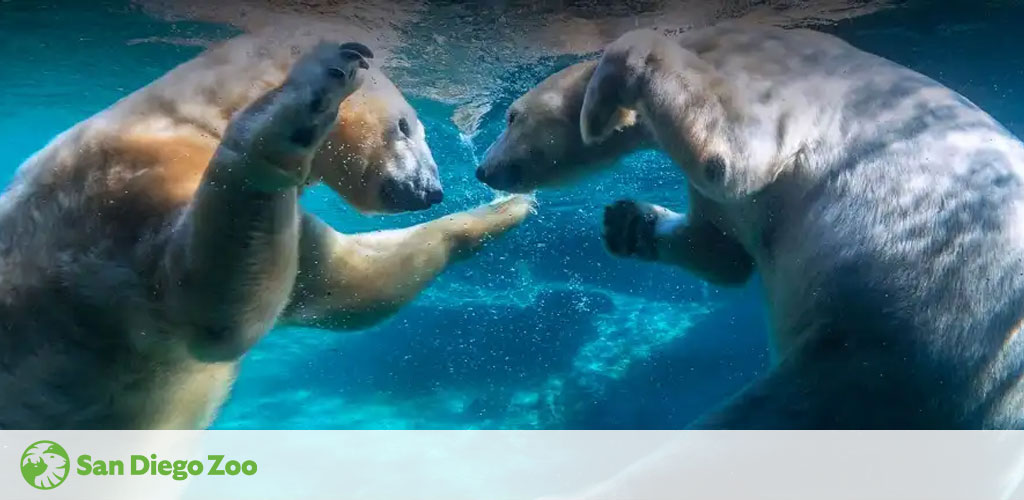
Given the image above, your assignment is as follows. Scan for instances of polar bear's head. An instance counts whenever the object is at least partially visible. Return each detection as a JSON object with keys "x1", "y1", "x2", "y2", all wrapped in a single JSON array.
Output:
[
  {"x1": 310, "y1": 68, "x2": 443, "y2": 214},
  {"x1": 475, "y1": 61, "x2": 647, "y2": 193}
]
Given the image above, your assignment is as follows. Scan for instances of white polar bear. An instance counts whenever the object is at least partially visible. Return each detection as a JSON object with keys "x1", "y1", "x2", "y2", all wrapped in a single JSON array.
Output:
[
  {"x1": 0, "y1": 33, "x2": 532, "y2": 429},
  {"x1": 478, "y1": 22, "x2": 1024, "y2": 428}
]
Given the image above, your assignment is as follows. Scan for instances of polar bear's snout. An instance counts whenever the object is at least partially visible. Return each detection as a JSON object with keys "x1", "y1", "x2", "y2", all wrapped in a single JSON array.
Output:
[
  {"x1": 380, "y1": 172, "x2": 444, "y2": 211},
  {"x1": 378, "y1": 130, "x2": 444, "y2": 211},
  {"x1": 476, "y1": 158, "x2": 524, "y2": 193},
  {"x1": 476, "y1": 128, "x2": 532, "y2": 192}
]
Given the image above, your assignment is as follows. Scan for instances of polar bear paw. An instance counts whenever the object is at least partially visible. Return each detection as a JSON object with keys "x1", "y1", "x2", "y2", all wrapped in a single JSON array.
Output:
[
  {"x1": 602, "y1": 199, "x2": 666, "y2": 261},
  {"x1": 225, "y1": 41, "x2": 374, "y2": 191}
]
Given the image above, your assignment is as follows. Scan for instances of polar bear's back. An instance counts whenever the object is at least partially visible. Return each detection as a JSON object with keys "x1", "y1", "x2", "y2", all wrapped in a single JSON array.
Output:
[
  {"x1": 679, "y1": 23, "x2": 1024, "y2": 427},
  {"x1": 679, "y1": 22, "x2": 1022, "y2": 178}
]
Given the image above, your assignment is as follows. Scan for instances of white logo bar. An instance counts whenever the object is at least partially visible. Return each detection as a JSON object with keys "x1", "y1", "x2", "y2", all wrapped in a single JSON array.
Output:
[{"x1": 4, "y1": 431, "x2": 1024, "y2": 500}]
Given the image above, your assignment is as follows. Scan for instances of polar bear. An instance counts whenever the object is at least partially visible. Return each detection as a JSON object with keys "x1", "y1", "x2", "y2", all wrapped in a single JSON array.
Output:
[
  {"x1": 477, "y1": 22, "x2": 1024, "y2": 428},
  {"x1": 0, "y1": 33, "x2": 532, "y2": 429}
]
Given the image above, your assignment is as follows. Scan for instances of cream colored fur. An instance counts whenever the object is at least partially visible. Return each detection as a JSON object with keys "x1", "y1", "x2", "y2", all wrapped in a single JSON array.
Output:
[
  {"x1": 480, "y1": 22, "x2": 1024, "y2": 428},
  {"x1": 0, "y1": 33, "x2": 531, "y2": 429}
]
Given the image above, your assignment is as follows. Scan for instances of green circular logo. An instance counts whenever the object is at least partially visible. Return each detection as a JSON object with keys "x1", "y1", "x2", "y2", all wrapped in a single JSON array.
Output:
[{"x1": 21, "y1": 440, "x2": 70, "y2": 490}]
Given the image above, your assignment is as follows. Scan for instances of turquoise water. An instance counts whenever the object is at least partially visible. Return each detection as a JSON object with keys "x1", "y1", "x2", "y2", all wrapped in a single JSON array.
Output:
[{"x1": 2, "y1": 1, "x2": 1022, "y2": 429}]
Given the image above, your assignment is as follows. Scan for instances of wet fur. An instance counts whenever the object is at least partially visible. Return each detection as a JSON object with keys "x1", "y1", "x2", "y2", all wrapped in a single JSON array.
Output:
[
  {"x1": 0, "y1": 33, "x2": 531, "y2": 429},
  {"x1": 485, "y1": 22, "x2": 1024, "y2": 428}
]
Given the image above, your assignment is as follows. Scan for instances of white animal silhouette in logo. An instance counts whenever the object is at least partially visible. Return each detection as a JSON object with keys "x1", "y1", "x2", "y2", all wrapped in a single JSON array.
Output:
[{"x1": 22, "y1": 441, "x2": 68, "y2": 489}]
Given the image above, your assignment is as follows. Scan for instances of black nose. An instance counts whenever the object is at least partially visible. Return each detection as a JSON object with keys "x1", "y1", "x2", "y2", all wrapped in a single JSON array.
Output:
[
  {"x1": 380, "y1": 178, "x2": 444, "y2": 212},
  {"x1": 475, "y1": 163, "x2": 521, "y2": 191},
  {"x1": 381, "y1": 179, "x2": 424, "y2": 211}
]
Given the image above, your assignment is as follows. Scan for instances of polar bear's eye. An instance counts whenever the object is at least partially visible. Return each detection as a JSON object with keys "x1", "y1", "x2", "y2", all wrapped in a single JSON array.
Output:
[
  {"x1": 508, "y1": 111, "x2": 518, "y2": 125},
  {"x1": 398, "y1": 117, "x2": 411, "y2": 137}
]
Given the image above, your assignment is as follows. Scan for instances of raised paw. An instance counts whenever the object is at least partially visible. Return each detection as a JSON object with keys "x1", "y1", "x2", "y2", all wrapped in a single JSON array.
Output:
[
  {"x1": 581, "y1": 29, "x2": 669, "y2": 145},
  {"x1": 603, "y1": 199, "x2": 662, "y2": 261},
  {"x1": 286, "y1": 41, "x2": 373, "y2": 107},
  {"x1": 475, "y1": 194, "x2": 536, "y2": 225},
  {"x1": 446, "y1": 194, "x2": 535, "y2": 258},
  {"x1": 228, "y1": 41, "x2": 374, "y2": 190},
  {"x1": 277, "y1": 41, "x2": 374, "y2": 148}
]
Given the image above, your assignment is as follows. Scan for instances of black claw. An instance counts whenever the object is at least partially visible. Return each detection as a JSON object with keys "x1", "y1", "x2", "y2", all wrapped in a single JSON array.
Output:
[
  {"x1": 339, "y1": 42, "x2": 374, "y2": 60},
  {"x1": 327, "y1": 66, "x2": 348, "y2": 80}
]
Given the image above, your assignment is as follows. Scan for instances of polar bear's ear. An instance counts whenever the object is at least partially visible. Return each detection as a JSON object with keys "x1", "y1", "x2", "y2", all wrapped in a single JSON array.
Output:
[
  {"x1": 582, "y1": 104, "x2": 638, "y2": 145},
  {"x1": 612, "y1": 107, "x2": 638, "y2": 132}
]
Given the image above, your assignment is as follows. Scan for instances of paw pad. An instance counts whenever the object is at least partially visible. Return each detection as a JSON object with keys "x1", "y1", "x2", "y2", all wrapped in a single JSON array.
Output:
[{"x1": 603, "y1": 200, "x2": 659, "y2": 260}]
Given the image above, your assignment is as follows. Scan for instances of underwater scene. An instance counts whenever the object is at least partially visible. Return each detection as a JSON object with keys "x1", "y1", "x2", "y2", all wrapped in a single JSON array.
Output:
[{"x1": 2, "y1": 0, "x2": 1024, "y2": 430}]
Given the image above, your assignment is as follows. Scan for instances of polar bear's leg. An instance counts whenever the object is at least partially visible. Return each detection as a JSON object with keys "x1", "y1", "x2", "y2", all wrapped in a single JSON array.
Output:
[
  {"x1": 581, "y1": 29, "x2": 783, "y2": 202},
  {"x1": 688, "y1": 366, "x2": 906, "y2": 430},
  {"x1": 160, "y1": 42, "x2": 373, "y2": 361},
  {"x1": 688, "y1": 328, "x2": 961, "y2": 429},
  {"x1": 281, "y1": 195, "x2": 534, "y2": 330},
  {"x1": 687, "y1": 362, "x2": 845, "y2": 430},
  {"x1": 602, "y1": 199, "x2": 753, "y2": 286}
]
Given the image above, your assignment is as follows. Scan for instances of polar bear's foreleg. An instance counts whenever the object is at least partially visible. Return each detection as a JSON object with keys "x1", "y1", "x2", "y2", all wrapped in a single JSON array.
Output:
[
  {"x1": 280, "y1": 195, "x2": 534, "y2": 330},
  {"x1": 688, "y1": 327, "x2": 961, "y2": 429},
  {"x1": 160, "y1": 42, "x2": 373, "y2": 360},
  {"x1": 601, "y1": 199, "x2": 753, "y2": 286},
  {"x1": 581, "y1": 29, "x2": 783, "y2": 202}
]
